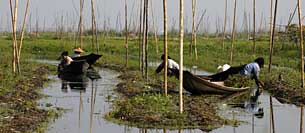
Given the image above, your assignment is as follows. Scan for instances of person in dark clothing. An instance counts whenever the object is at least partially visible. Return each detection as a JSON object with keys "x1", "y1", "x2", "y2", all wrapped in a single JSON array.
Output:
[
  {"x1": 58, "y1": 51, "x2": 73, "y2": 74},
  {"x1": 156, "y1": 54, "x2": 179, "y2": 76},
  {"x1": 208, "y1": 57, "x2": 264, "y2": 88}
]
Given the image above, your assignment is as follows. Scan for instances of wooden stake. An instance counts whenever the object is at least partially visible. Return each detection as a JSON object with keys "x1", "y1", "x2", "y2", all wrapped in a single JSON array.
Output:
[
  {"x1": 144, "y1": 0, "x2": 149, "y2": 80},
  {"x1": 125, "y1": 0, "x2": 129, "y2": 68},
  {"x1": 268, "y1": 0, "x2": 278, "y2": 73},
  {"x1": 191, "y1": 0, "x2": 198, "y2": 60},
  {"x1": 230, "y1": 0, "x2": 237, "y2": 64},
  {"x1": 17, "y1": 0, "x2": 30, "y2": 74},
  {"x1": 179, "y1": 0, "x2": 184, "y2": 113},
  {"x1": 9, "y1": 0, "x2": 18, "y2": 73},
  {"x1": 150, "y1": 0, "x2": 158, "y2": 55},
  {"x1": 252, "y1": 0, "x2": 256, "y2": 54},
  {"x1": 268, "y1": 0, "x2": 273, "y2": 72},
  {"x1": 78, "y1": 0, "x2": 84, "y2": 48},
  {"x1": 222, "y1": 0, "x2": 228, "y2": 50},
  {"x1": 297, "y1": 0, "x2": 304, "y2": 88},
  {"x1": 91, "y1": 0, "x2": 98, "y2": 53},
  {"x1": 141, "y1": 0, "x2": 146, "y2": 77},
  {"x1": 139, "y1": 0, "x2": 143, "y2": 72},
  {"x1": 163, "y1": 0, "x2": 168, "y2": 96}
]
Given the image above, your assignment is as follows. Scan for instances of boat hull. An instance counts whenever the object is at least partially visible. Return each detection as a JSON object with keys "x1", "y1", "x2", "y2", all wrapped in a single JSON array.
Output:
[
  {"x1": 183, "y1": 71, "x2": 249, "y2": 94},
  {"x1": 58, "y1": 60, "x2": 89, "y2": 76}
]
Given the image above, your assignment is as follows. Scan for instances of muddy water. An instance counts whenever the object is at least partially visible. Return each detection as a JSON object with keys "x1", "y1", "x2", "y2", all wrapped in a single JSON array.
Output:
[{"x1": 38, "y1": 63, "x2": 305, "y2": 133}]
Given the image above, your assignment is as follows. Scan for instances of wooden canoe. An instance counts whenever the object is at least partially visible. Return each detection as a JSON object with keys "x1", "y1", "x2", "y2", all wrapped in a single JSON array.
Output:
[
  {"x1": 182, "y1": 71, "x2": 249, "y2": 95},
  {"x1": 58, "y1": 60, "x2": 89, "y2": 76},
  {"x1": 72, "y1": 53, "x2": 102, "y2": 66}
]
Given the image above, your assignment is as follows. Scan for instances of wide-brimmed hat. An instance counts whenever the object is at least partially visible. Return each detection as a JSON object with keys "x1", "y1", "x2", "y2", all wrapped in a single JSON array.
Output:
[{"x1": 74, "y1": 48, "x2": 84, "y2": 53}]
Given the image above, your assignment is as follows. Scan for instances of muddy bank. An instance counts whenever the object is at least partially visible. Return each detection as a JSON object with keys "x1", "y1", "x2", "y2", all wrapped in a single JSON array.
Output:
[
  {"x1": 0, "y1": 66, "x2": 56, "y2": 132},
  {"x1": 106, "y1": 70, "x2": 232, "y2": 131}
]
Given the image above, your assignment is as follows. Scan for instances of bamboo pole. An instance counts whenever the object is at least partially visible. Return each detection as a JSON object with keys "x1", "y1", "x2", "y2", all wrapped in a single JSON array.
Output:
[
  {"x1": 125, "y1": 0, "x2": 129, "y2": 68},
  {"x1": 247, "y1": 13, "x2": 251, "y2": 39},
  {"x1": 9, "y1": 0, "x2": 18, "y2": 73},
  {"x1": 17, "y1": 0, "x2": 30, "y2": 74},
  {"x1": 144, "y1": 0, "x2": 149, "y2": 80},
  {"x1": 150, "y1": 0, "x2": 158, "y2": 55},
  {"x1": 91, "y1": 0, "x2": 98, "y2": 53},
  {"x1": 252, "y1": 0, "x2": 256, "y2": 54},
  {"x1": 268, "y1": 0, "x2": 278, "y2": 73},
  {"x1": 128, "y1": 1, "x2": 136, "y2": 33},
  {"x1": 222, "y1": 0, "x2": 228, "y2": 50},
  {"x1": 163, "y1": 0, "x2": 168, "y2": 96},
  {"x1": 14, "y1": 0, "x2": 18, "y2": 73},
  {"x1": 78, "y1": 0, "x2": 84, "y2": 48},
  {"x1": 230, "y1": 0, "x2": 237, "y2": 64},
  {"x1": 190, "y1": 0, "x2": 194, "y2": 56},
  {"x1": 191, "y1": 0, "x2": 198, "y2": 60},
  {"x1": 259, "y1": 12, "x2": 264, "y2": 33},
  {"x1": 268, "y1": 0, "x2": 273, "y2": 72},
  {"x1": 141, "y1": 0, "x2": 146, "y2": 77},
  {"x1": 179, "y1": 0, "x2": 184, "y2": 113},
  {"x1": 139, "y1": 0, "x2": 143, "y2": 72},
  {"x1": 35, "y1": 15, "x2": 38, "y2": 38},
  {"x1": 297, "y1": 0, "x2": 304, "y2": 88},
  {"x1": 243, "y1": 10, "x2": 249, "y2": 37},
  {"x1": 195, "y1": 10, "x2": 206, "y2": 33},
  {"x1": 9, "y1": 0, "x2": 14, "y2": 71}
]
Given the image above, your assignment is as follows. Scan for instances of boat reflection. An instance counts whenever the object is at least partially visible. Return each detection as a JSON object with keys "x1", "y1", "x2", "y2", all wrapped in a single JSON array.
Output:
[{"x1": 60, "y1": 67, "x2": 101, "y2": 92}]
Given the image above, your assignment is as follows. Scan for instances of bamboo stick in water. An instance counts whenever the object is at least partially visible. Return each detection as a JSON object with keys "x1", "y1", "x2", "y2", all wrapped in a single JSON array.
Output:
[
  {"x1": 179, "y1": 0, "x2": 184, "y2": 113},
  {"x1": 230, "y1": 0, "x2": 237, "y2": 64},
  {"x1": 163, "y1": 0, "x2": 168, "y2": 96}
]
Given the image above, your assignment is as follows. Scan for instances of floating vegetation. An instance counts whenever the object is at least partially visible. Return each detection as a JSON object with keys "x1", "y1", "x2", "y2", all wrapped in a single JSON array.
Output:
[
  {"x1": 224, "y1": 75, "x2": 255, "y2": 88},
  {"x1": 106, "y1": 70, "x2": 233, "y2": 131}
]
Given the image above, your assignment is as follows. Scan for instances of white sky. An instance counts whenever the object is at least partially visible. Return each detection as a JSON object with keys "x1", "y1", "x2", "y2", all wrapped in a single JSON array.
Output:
[{"x1": 0, "y1": 0, "x2": 304, "y2": 33}]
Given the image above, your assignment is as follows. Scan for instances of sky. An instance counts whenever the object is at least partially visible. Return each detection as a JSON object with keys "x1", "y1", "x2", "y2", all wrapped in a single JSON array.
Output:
[{"x1": 0, "y1": 0, "x2": 304, "y2": 33}]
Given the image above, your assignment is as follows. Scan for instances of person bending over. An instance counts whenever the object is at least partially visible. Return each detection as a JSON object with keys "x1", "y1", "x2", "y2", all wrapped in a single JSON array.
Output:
[
  {"x1": 155, "y1": 54, "x2": 179, "y2": 76},
  {"x1": 208, "y1": 57, "x2": 264, "y2": 88}
]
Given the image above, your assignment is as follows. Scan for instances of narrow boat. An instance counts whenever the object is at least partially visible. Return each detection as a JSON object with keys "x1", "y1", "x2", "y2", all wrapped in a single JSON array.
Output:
[
  {"x1": 57, "y1": 53, "x2": 101, "y2": 75},
  {"x1": 58, "y1": 60, "x2": 89, "y2": 76},
  {"x1": 72, "y1": 53, "x2": 102, "y2": 66},
  {"x1": 172, "y1": 69, "x2": 249, "y2": 94}
]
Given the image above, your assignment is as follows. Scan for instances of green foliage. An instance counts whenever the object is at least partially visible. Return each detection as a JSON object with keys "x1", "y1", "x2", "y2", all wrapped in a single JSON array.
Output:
[
  {"x1": 224, "y1": 75, "x2": 255, "y2": 88},
  {"x1": 107, "y1": 93, "x2": 185, "y2": 127}
]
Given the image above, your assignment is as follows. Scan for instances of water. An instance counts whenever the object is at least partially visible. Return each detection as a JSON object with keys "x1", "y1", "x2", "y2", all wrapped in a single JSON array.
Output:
[{"x1": 38, "y1": 61, "x2": 305, "y2": 133}]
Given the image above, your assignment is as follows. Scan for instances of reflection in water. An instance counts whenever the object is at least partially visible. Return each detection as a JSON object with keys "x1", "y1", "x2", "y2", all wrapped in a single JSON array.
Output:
[
  {"x1": 229, "y1": 89, "x2": 264, "y2": 119},
  {"x1": 39, "y1": 67, "x2": 305, "y2": 133},
  {"x1": 58, "y1": 68, "x2": 101, "y2": 133},
  {"x1": 90, "y1": 79, "x2": 99, "y2": 133},
  {"x1": 270, "y1": 95, "x2": 275, "y2": 133},
  {"x1": 301, "y1": 106, "x2": 304, "y2": 133},
  {"x1": 79, "y1": 90, "x2": 83, "y2": 128}
]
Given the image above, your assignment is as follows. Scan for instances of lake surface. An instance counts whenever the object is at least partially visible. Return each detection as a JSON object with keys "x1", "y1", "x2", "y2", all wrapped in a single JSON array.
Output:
[{"x1": 38, "y1": 62, "x2": 305, "y2": 133}]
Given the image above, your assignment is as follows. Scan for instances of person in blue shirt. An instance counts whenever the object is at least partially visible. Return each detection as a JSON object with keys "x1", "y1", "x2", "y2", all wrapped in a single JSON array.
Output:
[{"x1": 208, "y1": 57, "x2": 264, "y2": 88}]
